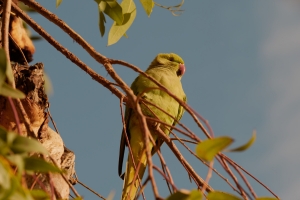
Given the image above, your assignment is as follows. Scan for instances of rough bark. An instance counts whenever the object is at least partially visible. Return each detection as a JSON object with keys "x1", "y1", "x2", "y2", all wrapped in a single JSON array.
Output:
[{"x1": 0, "y1": 63, "x2": 75, "y2": 200}]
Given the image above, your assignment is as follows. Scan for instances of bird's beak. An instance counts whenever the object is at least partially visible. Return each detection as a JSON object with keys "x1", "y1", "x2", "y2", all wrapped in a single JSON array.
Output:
[{"x1": 177, "y1": 63, "x2": 186, "y2": 77}]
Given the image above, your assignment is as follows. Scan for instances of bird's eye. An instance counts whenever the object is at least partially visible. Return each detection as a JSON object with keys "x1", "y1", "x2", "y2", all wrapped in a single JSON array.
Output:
[{"x1": 169, "y1": 57, "x2": 174, "y2": 61}]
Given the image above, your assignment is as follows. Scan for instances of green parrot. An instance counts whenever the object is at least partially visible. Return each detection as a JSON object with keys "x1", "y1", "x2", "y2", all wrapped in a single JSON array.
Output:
[{"x1": 118, "y1": 53, "x2": 187, "y2": 200}]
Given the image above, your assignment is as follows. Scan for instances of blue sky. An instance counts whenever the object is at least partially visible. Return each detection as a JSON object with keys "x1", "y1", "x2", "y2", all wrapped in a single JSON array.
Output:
[{"x1": 29, "y1": 0, "x2": 300, "y2": 199}]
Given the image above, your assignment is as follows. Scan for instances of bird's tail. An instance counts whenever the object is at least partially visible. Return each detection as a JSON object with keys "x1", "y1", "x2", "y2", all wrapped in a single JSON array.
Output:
[{"x1": 121, "y1": 143, "x2": 153, "y2": 200}]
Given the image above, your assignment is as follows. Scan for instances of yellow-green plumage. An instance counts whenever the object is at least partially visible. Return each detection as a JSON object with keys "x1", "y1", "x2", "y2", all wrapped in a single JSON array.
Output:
[{"x1": 118, "y1": 53, "x2": 187, "y2": 200}]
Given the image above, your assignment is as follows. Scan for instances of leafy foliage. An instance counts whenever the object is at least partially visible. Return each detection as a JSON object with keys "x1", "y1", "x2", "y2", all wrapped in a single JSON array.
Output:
[
  {"x1": 0, "y1": 49, "x2": 25, "y2": 98},
  {"x1": 195, "y1": 130, "x2": 257, "y2": 162},
  {"x1": 0, "y1": 126, "x2": 61, "y2": 200},
  {"x1": 228, "y1": 130, "x2": 256, "y2": 152},
  {"x1": 165, "y1": 189, "x2": 202, "y2": 200},
  {"x1": 107, "y1": 0, "x2": 136, "y2": 45},
  {"x1": 195, "y1": 137, "x2": 233, "y2": 162}
]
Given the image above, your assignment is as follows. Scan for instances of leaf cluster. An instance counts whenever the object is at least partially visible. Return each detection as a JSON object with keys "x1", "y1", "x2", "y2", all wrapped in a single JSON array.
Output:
[
  {"x1": 57, "y1": 0, "x2": 156, "y2": 45},
  {"x1": 0, "y1": 49, "x2": 25, "y2": 98},
  {"x1": 0, "y1": 48, "x2": 61, "y2": 199},
  {"x1": 0, "y1": 126, "x2": 61, "y2": 200}
]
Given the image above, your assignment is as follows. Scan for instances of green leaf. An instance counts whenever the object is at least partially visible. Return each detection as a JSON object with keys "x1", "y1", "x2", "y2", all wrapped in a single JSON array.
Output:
[
  {"x1": 18, "y1": 2, "x2": 36, "y2": 12},
  {"x1": 10, "y1": 132, "x2": 48, "y2": 155},
  {"x1": 108, "y1": 0, "x2": 136, "y2": 45},
  {"x1": 195, "y1": 137, "x2": 233, "y2": 162},
  {"x1": 0, "y1": 49, "x2": 13, "y2": 85},
  {"x1": 0, "y1": 139, "x2": 10, "y2": 155},
  {"x1": 6, "y1": 155, "x2": 24, "y2": 174},
  {"x1": 29, "y1": 189, "x2": 50, "y2": 200},
  {"x1": 255, "y1": 198, "x2": 278, "y2": 200},
  {"x1": 140, "y1": 0, "x2": 154, "y2": 17},
  {"x1": 43, "y1": 72, "x2": 53, "y2": 96},
  {"x1": 56, "y1": 0, "x2": 63, "y2": 8},
  {"x1": 99, "y1": 11, "x2": 106, "y2": 37},
  {"x1": 24, "y1": 157, "x2": 61, "y2": 173},
  {"x1": 228, "y1": 130, "x2": 256, "y2": 152},
  {"x1": 0, "y1": 49, "x2": 8, "y2": 86},
  {"x1": 0, "y1": 127, "x2": 11, "y2": 155},
  {"x1": 0, "y1": 156, "x2": 12, "y2": 190},
  {"x1": 30, "y1": 36, "x2": 43, "y2": 41},
  {"x1": 165, "y1": 189, "x2": 202, "y2": 200},
  {"x1": 207, "y1": 191, "x2": 242, "y2": 200},
  {"x1": 96, "y1": 0, "x2": 123, "y2": 25},
  {"x1": 0, "y1": 82, "x2": 25, "y2": 99},
  {"x1": 7, "y1": 185, "x2": 35, "y2": 200},
  {"x1": 71, "y1": 197, "x2": 84, "y2": 200}
]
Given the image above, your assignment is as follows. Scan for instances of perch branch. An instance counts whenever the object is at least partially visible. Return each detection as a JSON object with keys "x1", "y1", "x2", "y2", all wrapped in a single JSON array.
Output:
[{"x1": 11, "y1": 2, "x2": 124, "y2": 100}]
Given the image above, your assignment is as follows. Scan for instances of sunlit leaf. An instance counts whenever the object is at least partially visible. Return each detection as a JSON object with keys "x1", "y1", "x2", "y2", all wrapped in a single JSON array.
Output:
[
  {"x1": 96, "y1": 0, "x2": 123, "y2": 25},
  {"x1": 0, "y1": 156, "x2": 12, "y2": 190},
  {"x1": 188, "y1": 190, "x2": 203, "y2": 200},
  {"x1": 18, "y1": 2, "x2": 36, "y2": 12},
  {"x1": 30, "y1": 36, "x2": 43, "y2": 41},
  {"x1": 0, "y1": 127, "x2": 11, "y2": 155},
  {"x1": 24, "y1": 157, "x2": 61, "y2": 173},
  {"x1": 43, "y1": 72, "x2": 53, "y2": 96},
  {"x1": 56, "y1": 0, "x2": 63, "y2": 8},
  {"x1": 0, "y1": 82, "x2": 25, "y2": 99},
  {"x1": 99, "y1": 11, "x2": 106, "y2": 37},
  {"x1": 207, "y1": 191, "x2": 242, "y2": 200},
  {"x1": 0, "y1": 49, "x2": 8, "y2": 86},
  {"x1": 10, "y1": 132, "x2": 48, "y2": 155},
  {"x1": 166, "y1": 189, "x2": 202, "y2": 200},
  {"x1": 6, "y1": 155, "x2": 24, "y2": 175},
  {"x1": 0, "y1": 181, "x2": 17, "y2": 200},
  {"x1": 228, "y1": 130, "x2": 256, "y2": 152},
  {"x1": 108, "y1": 0, "x2": 136, "y2": 45},
  {"x1": 195, "y1": 137, "x2": 233, "y2": 162},
  {"x1": 30, "y1": 189, "x2": 50, "y2": 200},
  {"x1": 8, "y1": 185, "x2": 35, "y2": 200},
  {"x1": 0, "y1": 127, "x2": 15, "y2": 151},
  {"x1": 71, "y1": 197, "x2": 84, "y2": 200},
  {"x1": 140, "y1": 0, "x2": 154, "y2": 17}
]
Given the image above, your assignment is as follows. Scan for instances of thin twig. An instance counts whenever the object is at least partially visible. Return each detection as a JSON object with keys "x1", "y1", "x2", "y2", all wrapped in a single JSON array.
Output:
[
  {"x1": 1, "y1": 0, "x2": 13, "y2": 87},
  {"x1": 167, "y1": 129, "x2": 242, "y2": 194},
  {"x1": 201, "y1": 160, "x2": 214, "y2": 194},
  {"x1": 134, "y1": 95, "x2": 160, "y2": 199},
  {"x1": 156, "y1": 149, "x2": 176, "y2": 193},
  {"x1": 11, "y1": 1, "x2": 279, "y2": 199},
  {"x1": 46, "y1": 107, "x2": 60, "y2": 134},
  {"x1": 229, "y1": 161, "x2": 257, "y2": 199},
  {"x1": 136, "y1": 177, "x2": 150, "y2": 200},
  {"x1": 222, "y1": 154, "x2": 279, "y2": 199},
  {"x1": 8, "y1": 32, "x2": 28, "y2": 64},
  {"x1": 119, "y1": 97, "x2": 146, "y2": 200},
  {"x1": 220, "y1": 158, "x2": 248, "y2": 199},
  {"x1": 7, "y1": 97, "x2": 21, "y2": 134},
  {"x1": 155, "y1": 127, "x2": 213, "y2": 192},
  {"x1": 49, "y1": 156, "x2": 81, "y2": 197},
  {"x1": 15, "y1": 99, "x2": 36, "y2": 137},
  {"x1": 170, "y1": 138, "x2": 198, "y2": 144},
  {"x1": 110, "y1": 59, "x2": 211, "y2": 140},
  {"x1": 127, "y1": 151, "x2": 144, "y2": 200},
  {"x1": 153, "y1": 165, "x2": 178, "y2": 192},
  {"x1": 76, "y1": 179, "x2": 106, "y2": 200},
  {"x1": 11, "y1": 2, "x2": 125, "y2": 100}
]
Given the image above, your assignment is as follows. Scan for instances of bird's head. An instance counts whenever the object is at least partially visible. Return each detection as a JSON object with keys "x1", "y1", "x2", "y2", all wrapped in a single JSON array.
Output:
[{"x1": 147, "y1": 53, "x2": 186, "y2": 79}]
